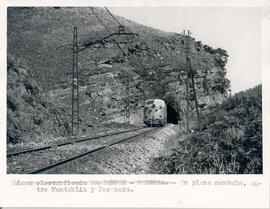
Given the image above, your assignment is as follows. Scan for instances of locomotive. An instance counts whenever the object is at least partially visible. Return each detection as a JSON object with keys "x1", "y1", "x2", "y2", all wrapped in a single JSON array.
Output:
[{"x1": 144, "y1": 99, "x2": 167, "y2": 127}]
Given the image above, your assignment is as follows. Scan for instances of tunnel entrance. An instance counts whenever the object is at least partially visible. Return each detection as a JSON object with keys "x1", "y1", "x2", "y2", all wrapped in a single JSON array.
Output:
[{"x1": 167, "y1": 103, "x2": 179, "y2": 124}]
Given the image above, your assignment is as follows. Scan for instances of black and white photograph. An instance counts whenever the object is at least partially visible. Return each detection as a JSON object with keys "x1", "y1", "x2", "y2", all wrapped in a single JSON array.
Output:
[
  {"x1": 1, "y1": 1, "x2": 270, "y2": 208},
  {"x1": 6, "y1": 6, "x2": 263, "y2": 174}
]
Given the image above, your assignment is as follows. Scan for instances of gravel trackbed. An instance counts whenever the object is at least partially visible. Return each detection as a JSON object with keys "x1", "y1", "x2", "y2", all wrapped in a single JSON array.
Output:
[{"x1": 46, "y1": 124, "x2": 180, "y2": 174}]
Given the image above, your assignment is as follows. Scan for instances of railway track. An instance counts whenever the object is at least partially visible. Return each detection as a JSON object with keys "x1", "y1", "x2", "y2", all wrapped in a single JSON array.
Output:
[
  {"x1": 7, "y1": 127, "x2": 158, "y2": 174},
  {"x1": 7, "y1": 127, "x2": 146, "y2": 157}
]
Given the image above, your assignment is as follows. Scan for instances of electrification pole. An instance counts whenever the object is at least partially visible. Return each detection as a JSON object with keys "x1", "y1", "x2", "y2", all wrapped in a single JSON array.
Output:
[
  {"x1": 184, "y1": 30, "x2": 190, "y2": 133},
  {"x1": 183, "y1": 29, "x2": 200, "y2": 133},
  {"x1": 72, "y1": 26, "x2": 79, "y2": 135},
  {"x1": 70, "y1": 22, "x2": 137, "y2": 134},
  {"x1": 125, "y1": 75, "x2": 130, "y2": 124}
]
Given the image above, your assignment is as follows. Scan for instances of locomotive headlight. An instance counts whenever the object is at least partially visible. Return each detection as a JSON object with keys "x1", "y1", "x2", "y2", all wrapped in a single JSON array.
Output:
[{"x1": 151, "y1": 104, "x2": 156, "y2": 108}]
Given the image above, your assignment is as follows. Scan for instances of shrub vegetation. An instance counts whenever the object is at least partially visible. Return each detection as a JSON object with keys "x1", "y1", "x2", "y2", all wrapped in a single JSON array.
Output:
[{"x1": 153, "y1": 84, "x2": 262, "y2": 174}]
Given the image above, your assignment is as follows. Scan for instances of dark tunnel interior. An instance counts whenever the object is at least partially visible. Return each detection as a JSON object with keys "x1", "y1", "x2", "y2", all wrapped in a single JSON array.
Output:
[{"x1": 167, "y1": 104, "x2": 179, "y2": 124}]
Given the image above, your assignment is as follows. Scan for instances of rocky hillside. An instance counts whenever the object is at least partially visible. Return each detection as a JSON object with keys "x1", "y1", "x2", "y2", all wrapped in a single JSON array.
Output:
[
  {"x1": 7, "y1": 7, "x2": 231, "y2": 142},
  {"x1": 7, "y1": 55, "x2": 70, "y2": 143}
]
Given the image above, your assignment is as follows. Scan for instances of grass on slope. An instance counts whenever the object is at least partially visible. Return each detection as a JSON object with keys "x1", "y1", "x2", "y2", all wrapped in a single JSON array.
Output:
[
  {"x1": 7, "y1": 7, "x2": 226, "y2": 92},
  {"x1": 152, "y1": 84, "x2": 262, "y2": 174},
  {"x1": 7, "y1": 7, "x2": 171, "y2": 90}
]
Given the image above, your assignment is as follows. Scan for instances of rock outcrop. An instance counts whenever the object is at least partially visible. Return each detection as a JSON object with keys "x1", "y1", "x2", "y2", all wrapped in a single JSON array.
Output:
[
  {"x1": 7, "y1": 7, "x2": 231, "y2": 142},
  {"x1": 7, "y1": 56, "x2": 70, "y2": 143}
]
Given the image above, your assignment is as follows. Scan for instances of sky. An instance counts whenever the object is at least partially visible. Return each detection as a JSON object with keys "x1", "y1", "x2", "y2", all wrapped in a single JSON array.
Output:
[{"x1": 108, "y1": 7, "x2": 261, "y2": 94}]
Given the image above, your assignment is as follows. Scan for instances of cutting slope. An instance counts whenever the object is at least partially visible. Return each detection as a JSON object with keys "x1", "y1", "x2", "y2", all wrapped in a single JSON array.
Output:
[{"x1": 7, "y1": 7, "x2": 231, "y2": 142}]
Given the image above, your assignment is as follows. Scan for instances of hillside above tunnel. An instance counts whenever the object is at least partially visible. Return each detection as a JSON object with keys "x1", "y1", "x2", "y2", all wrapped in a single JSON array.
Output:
[{"x1": 7, "y1": 7, "x2": 231, "y2": 142}]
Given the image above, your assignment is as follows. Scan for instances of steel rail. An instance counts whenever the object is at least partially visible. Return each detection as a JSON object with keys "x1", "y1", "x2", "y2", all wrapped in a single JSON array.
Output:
[
  {"x1": 7, "y1": 127, "x2": 146, "y2": 158},
  {"x1": 28, "y1": 128, "x2": 157, "y2": 174}
]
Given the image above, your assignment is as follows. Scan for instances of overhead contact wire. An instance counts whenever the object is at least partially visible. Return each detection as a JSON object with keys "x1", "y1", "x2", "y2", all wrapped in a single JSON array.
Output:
[
  {"x1": 105, "y1": 7, "x2": 122, "y2": 26},
  {"x1": 89, "y1": 7, "x2": 126, "y2": 57},
  {"x1": 105, "y1": 7, "x2": 173, "y2": 71},
  {"x1": 104, "y1": 7, "x2": 147, "y2": 71}
]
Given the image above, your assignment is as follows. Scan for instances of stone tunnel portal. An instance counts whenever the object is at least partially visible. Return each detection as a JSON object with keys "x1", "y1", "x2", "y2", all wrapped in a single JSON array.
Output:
[{"x1": 167, "y1": 103, "x2": 179, "y2": 124}]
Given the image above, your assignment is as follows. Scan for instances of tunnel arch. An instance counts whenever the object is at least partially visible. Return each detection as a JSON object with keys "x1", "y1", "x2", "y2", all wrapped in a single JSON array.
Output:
[{"x1": 166, "y1": 103, "x2": 179, "y2": 124}]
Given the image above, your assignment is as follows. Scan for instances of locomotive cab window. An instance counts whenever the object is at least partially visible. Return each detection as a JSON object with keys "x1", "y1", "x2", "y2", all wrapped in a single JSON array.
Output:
[{"x1": 144, "y1": 99, "x2": 167, "y2": 127}]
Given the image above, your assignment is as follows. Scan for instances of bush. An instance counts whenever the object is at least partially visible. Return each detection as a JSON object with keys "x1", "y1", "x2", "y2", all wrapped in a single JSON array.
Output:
[{"x1": 153, "y1": 84, "x2": 262, "y2": 174}]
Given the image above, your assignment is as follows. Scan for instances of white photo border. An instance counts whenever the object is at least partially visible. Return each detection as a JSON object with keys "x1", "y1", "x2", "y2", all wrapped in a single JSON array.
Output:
[{"x1": 0, "y1": 0, "x2": 269, "y2": 208}]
